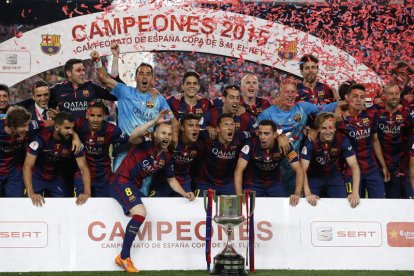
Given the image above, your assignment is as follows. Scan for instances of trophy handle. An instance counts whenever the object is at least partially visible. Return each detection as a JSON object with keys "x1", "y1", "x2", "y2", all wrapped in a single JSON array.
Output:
[
  {"x1": 203, "y1": 190, "x2": 208, "y2": 212},
  {"x1": 203, "y1": 189, "x2": 216, "y2": 212}
]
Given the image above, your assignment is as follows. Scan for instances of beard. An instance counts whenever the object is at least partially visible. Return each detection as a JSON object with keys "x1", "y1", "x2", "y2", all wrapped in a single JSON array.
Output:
[{"x1": 58, "y1": 132, "x2": 71, "y2": 141}]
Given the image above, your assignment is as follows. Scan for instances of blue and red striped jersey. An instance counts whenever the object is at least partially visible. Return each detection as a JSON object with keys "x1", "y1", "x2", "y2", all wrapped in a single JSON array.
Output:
[
  {"x1": 167, "y1": 96, "x2": 212, "y2": 128},
  {"x1": 75, "y1": 118, "x2": 129, "y2": 181},
  {"x1": 193, "y1": 131, "x2": 250, "y2": 187},
  {"x1": 337, "y1": 108, "x2": 378, "y2": 175},
  {"x1": 27, "y1": 128, "x2": 86, "y2": 181},
  {"x1": 213, "y1": 96, "x2": 270, "y2": 118},
  {"x1": 112, "y1": 137, "x2": 174, "y2": 188},
  {"x1": 374, "y1": 104, "x2": 409, "y2": 174},
  {"x1": 0, "y1": 120, "x2": 41, "y2": 175},
  {"x1": 239, "y1": 137, "x2": 298, "y2": 187},
  {"x1": 301, "y1": 133, "x2": 355, "y2": 177},
  {"x1": 297, "y1": 82, "x2": 335, "y2": 105},
  {"x1": 241, "y1": 97, "x2": 271, "y2": 118},
  {"x1": 205, "y1": 107, "x2": 255, "y2": 132},
  {"x1": 152, "y1": 138, "x2": 200, "y2": 188},
  {"x1": 171, "y1": 139, "x2": 199, "y2": 186}
]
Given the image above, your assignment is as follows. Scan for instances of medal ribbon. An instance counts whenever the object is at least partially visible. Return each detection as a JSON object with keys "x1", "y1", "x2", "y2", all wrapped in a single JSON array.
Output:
[{"x1": 205, "y1": 189, "x2": 213, "y2": 271}]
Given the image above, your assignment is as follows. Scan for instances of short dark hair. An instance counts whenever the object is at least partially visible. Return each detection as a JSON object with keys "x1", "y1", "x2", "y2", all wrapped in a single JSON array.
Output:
[
  {"x1": 55, "y1": 112, "x2": 74, "y2": 125},
  {"x1": 180, "y1": 113, "x2": 201, "y2": 125},
  {"x1": 314, "y1": 112, "x2": 336, "y2": 130},
  {"x1": 258, "y1": 119, "x2": 276, "y2": 132},
  {"x1": 217, "y1": 113, "x2": 234, "y2": 126},
  {"x1": 5, "y1": 106, "x2": 31, "y2": 128},
  {"x1": 32, "y1": 80, "x2": 49, "y2": 95},
  {"x1": 299, "y1": 54, "x2": 319, "y2": 70},
  {"x1": 348, "y1": 83, "x2": 366, "y2": 94},
  {"x1": 88, "y1": 100, "x2": 106, "y2": 110},
  {"x1": 182, "y1": 71, "x2": 200, "y2": 84},
  {"x1": 338, "y1": 80, "x2": 356, "y2": 100},
  {"x1": 64, "y1": 59, "x2": 83, "y2": 77},
  {"x1": 222, "y1": 84, "x2": 240, "y2": 97},
  {"x1": 135, "y1": 63, "x2": 154, "y2": 76},
  {"x1": 0, "y1": 84, "x2": 10, "y2": 95}
]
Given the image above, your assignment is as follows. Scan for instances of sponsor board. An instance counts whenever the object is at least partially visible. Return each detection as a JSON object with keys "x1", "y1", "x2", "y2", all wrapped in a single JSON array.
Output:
[
  {"x1": 387, "y1": 222, "x2": 414, "y2": 247},
  {"x1": 311, "y1": 221, "x2": 382, "y2": 247},
  {"x1": 1, "y1": 199, "x2": 414, "y2": 271},
  {"x1": 0, "y1": 50, "x2": 31, "y2": 73},
  {"x1": 0, "y1": 221, "x2": 48, "y2": 248}
]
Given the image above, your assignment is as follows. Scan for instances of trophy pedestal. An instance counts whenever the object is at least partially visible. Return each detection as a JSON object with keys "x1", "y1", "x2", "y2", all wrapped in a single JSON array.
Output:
[
  {"x1": 211, "y1": 252, "x2": 247, "y2": 276},
  {"x1": 210, "y1": 220, "x2": 248, "y2": 276}
]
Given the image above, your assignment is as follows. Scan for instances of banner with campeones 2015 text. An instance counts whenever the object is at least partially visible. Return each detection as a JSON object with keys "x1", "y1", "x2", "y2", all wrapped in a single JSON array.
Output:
[{"x1": 0, "y1": 4, "x2": 382, "y2": 88}]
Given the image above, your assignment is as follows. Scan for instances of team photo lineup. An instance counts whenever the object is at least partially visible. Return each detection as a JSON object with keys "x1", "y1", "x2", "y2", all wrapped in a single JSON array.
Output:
[{"x1": 0, "y1": 40, "x2": 413, "y2": 271}]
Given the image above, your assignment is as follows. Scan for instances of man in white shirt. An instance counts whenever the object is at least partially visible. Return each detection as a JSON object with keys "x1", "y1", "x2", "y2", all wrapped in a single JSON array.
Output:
[{"x1": 30, "y1": 80, "x2": 51, "y2": 121}]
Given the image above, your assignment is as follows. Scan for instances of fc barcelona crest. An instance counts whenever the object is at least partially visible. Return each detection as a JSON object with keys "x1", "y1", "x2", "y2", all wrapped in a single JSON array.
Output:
[
  {"x1": 278, "y1": 40, "x2": 298, "y2": 60},
  {"x1": 40, "y1": 34, "x2": 61, "y2": 56},
  {"x1": 146, "y1": 101, "x2": 154, "y2": 108},
  {"x1": 318, "y1": 91, "x2": 325, "y2": 98},
  {"x1": 294, "y1": 114, "x2": 302, "y2": 122},
  {"x1": 395, "y1": 114, "x2": 403, "y2": 123}
]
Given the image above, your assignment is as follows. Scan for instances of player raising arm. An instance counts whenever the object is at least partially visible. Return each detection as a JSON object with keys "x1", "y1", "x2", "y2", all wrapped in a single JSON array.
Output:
[{"x1": 110, "y1": 109, "x2": 194, "y2": 273}]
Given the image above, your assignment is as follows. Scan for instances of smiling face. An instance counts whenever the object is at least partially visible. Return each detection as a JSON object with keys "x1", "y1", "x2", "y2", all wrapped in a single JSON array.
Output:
[
  {"x1": 318, "y1": 117, "x2": 336, "y2": 143},
  {"x1": 32, "y1": 86, "x2": 50, "y2": 109},
  {"x1": 0, "y1": 90, "x2": 9, "y2": 111},
  {"x1": 182, "y1": 76, "x2": 200, "y2": 99},
  {"x1": 154, "y1": 123, "x2": 172, "y2": 151},
  {"x1": 135, "y1": 65, "x2": 154, "y2": 93}
]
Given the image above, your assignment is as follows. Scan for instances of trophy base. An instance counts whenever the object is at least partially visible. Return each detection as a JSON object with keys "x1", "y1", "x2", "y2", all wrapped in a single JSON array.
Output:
[{"x1": 210, "y1": 253, "x2": 248, "y2": 276}]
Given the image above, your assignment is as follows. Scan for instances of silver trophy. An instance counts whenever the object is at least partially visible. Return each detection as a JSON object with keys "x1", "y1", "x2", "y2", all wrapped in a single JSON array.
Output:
[{"x1": 204, "y1": 191, "x2": 255, "y2": 275}]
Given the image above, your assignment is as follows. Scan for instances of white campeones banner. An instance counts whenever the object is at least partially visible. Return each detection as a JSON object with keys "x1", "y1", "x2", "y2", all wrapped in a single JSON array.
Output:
[
  {"x1": 0, "y1": 198, "x2": 413, "y2": 272},
  {"x1": 0, "y1": 5, "x2": 382, "y2": 87}
]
